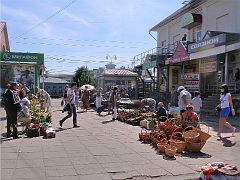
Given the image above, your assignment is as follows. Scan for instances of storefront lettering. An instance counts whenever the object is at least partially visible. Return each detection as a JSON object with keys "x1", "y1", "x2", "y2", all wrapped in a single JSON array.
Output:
[
  {"x1": 12, "y1": 55, "x2": 38, "y2": 60},
  {"x1": 188, "y1": 34, "x2": 226, "y2": 53},
  {"x1": 189, "y1": 37, "x2": 219, "y2": 49}
]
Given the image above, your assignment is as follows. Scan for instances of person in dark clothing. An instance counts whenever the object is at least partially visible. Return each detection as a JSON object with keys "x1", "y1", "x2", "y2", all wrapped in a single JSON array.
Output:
[
  {"x1": 156, "y1": 102, "x2": 167, "y2": 121},
  {"x1": 4, "y1": 82, "x2": 22, "y2": 139},
  {"x1": 235, "y1": 68, "x2": 240, "y2": 92}
]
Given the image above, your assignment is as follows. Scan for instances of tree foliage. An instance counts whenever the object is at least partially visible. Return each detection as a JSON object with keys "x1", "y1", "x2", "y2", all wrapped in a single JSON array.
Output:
[{"x1": 73, "y1": 66, "x2": 96, "y2": 87}]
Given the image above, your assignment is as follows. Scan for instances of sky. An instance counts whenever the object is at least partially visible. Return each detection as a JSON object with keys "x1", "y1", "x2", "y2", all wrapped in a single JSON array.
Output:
[{"x1": 1, "y1": 0, "x2": 183, "y2": 74}]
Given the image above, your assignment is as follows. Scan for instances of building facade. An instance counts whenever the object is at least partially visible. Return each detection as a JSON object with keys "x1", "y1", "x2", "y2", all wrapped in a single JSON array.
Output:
[
  {"x1": 149, "y1": 0, "x2": 240, "y2": 95},
  {"x1": 0, "y1": 22, "x2": 10, "y2": 52}
]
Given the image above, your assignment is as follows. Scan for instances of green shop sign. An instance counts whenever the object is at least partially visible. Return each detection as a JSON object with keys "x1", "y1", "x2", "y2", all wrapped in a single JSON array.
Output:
[
  {"x1": 0, "y1": 51, "x2": 44, "y2": 64},
  {"x1": 142, "y1": 60, "x2": 156, "y2": 69}
]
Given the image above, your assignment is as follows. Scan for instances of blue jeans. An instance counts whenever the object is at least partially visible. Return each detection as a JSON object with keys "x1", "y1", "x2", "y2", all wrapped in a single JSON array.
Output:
[{"x1": 60, "y1": 104, "x2": 77, "y2": 126}]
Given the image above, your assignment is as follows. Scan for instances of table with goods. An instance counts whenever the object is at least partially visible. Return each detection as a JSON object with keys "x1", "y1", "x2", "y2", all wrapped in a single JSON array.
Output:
[{"x1": 26, "y1": 98, "x2": 56, "y2": 138}]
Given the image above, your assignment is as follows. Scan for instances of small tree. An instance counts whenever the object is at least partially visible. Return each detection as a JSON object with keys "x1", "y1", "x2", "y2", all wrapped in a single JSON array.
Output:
[{"x1": 73, "y1": 66, "x2": 96, "y2": 87}]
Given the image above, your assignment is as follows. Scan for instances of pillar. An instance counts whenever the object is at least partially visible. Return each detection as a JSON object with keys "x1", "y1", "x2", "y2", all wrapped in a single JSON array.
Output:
[{"x1": 224, "y1": 53, "x2": 228, "y2": 83}]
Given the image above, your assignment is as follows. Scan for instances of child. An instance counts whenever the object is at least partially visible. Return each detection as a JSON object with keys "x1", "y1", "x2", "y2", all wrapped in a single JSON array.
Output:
[{"x1": 191, "y1": 91, "x2": 202, "y2": 119}]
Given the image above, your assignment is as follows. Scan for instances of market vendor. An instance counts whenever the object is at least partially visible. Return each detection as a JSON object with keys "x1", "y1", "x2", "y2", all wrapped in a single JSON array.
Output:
[
  {"x1": 182, "y1": 104, "x2": 199, "y2": 127},
  {"x1": 140, "y1": 98, "x2": 156, "y2": 112},
  {"x1": 156, "y1": 102, "x2": 167, "y2": 121},
  {"x1": 17, "y1": 97, "x2": 31, "y2": 130}
]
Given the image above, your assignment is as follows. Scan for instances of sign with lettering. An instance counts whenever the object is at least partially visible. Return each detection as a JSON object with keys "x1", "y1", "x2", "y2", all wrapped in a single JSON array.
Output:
[
  {"x1": 168, "y1": 42, "x2": 190, "y2": 64},
  {"x1": 188, "y1": 34, "x2": 226, "y2": 53},
  {"x1": 199, "y1": 58, "x2": 217, "y2": 73},
  {"x1": 0, "y1": 51, "x2": 44, "y2": 64}
]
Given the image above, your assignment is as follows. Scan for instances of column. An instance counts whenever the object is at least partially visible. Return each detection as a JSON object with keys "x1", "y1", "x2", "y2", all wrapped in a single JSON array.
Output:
[
  {"x1": 224, "y1": 53, "x2": 228, "y2": 83},
  {"x1": 34, "y1": 65, "x2": 39, "y2": 89}
]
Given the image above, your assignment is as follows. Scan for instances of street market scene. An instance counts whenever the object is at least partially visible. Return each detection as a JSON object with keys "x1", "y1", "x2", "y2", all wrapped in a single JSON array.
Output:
[{"x1": 0, "y1": 0, "x2": 240, "y2": 180}]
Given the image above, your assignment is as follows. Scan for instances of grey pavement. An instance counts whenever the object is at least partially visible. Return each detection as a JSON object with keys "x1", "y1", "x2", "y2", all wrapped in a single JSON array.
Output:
[{"x1": 1, "y1": 99, "x2": 240, "y2": 180}]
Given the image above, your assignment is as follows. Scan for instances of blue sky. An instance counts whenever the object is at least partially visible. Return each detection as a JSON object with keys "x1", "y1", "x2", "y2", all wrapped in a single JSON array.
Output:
[{"x1": 1, "y1": 0, "x2": 183, "y2": 74}]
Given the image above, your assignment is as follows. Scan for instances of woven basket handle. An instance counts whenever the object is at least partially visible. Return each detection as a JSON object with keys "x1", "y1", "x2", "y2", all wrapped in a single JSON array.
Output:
[
  {"x1": 198, "y1": 121, "x2": 210, "y2": 134},
  {"x1": 184, "y1": 126, "x2": 196, "y2": 132},
  {"x1": 170, "y1": 132, "x2": 183, "y2": 140}
]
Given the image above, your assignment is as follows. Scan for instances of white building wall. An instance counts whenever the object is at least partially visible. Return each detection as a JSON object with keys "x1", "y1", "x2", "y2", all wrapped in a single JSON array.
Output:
[
  {"x1": 202, "y1": 0, "x2": 240, "y2": 35},
  {"x1": 155, "y1": 0, "x2": 240, "y2": 48}
]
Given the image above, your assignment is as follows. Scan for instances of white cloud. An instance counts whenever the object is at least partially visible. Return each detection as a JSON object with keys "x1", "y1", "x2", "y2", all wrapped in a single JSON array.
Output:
[{"x1": 61, "y1": 10, "x2": 91, "y2": 27}]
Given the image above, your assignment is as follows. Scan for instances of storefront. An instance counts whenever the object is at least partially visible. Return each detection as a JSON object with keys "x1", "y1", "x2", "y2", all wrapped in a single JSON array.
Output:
[
  {"x1": 166, "y1": 41, "x2": 200, "y2": 94},
  {"x1": 0, "y1": 51, "x2": 44, "y2": 93},
  {"x1": 188, "y1": 32, "x2": 240, "y2": 94}
]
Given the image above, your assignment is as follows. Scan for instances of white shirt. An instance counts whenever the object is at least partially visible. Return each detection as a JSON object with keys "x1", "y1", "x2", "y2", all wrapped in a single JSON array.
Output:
[
  {"x1": 67, "y1": 89, "x2": 75, "y2": 104},
  {"x1": 178, "y1": 89, "x2": 192, "y2": 110},
  {"x1": 191, "y1": 96, "x2": 202, "y2": 112},
  {"x1": 220, "y1": 93, "x2": 231, "y2": 109}
]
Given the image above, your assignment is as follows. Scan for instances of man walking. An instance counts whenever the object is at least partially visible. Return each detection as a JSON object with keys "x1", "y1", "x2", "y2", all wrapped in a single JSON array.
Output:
[
  {"x1": 177, "y1": 86, "x2": 192, "y2": 117},
  {"x1": 59, "y1": 82, "x2": 80, "y2": 128},
  {"x1": 4, "y1": 82, "x2": 22, "y2": 139}
]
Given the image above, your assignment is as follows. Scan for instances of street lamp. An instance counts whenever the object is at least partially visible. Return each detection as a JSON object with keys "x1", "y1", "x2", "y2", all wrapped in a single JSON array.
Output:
[{"x1": 106, "y1": 54, "x2": 117, "y2": 63}]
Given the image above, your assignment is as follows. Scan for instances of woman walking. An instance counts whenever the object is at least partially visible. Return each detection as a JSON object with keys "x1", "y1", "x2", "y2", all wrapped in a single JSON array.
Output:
[{"x1": 218, "y1": 84, "x2": 236, "y2": 137}]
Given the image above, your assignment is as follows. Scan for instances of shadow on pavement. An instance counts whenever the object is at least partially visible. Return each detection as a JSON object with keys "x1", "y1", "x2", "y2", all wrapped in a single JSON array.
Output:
[
  {"x1": 219, "y1": 137, "x2": 236, "y2": 147},
  {"x1": 55, "y1": 127, "x2": 72, "y2": 132},
  {"x1": 180, "y1": 152, "x2": 212, "y2": 159},
  {"x1": 102, "y1": 119, "x2": 115, "y2": 124}
]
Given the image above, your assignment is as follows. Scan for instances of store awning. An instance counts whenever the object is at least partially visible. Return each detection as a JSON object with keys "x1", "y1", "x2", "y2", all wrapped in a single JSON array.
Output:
[{"x1": 166, "y1": 41, "x2": 190, "y2": 65}]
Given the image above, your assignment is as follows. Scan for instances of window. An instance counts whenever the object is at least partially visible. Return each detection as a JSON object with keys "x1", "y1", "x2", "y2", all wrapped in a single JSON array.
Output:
[
  {"x1": 53, "y1": 86, "x2": 56, "y2": 93},
  {"x1": 59, "y1": 86, "x2": 62, "y2": 93},
  {"x1": 173, "y1": 34, "x2": 181, "y2": 46},
  {"x1": 161, "y1": 40, "x2": 166, "y2": 47}
]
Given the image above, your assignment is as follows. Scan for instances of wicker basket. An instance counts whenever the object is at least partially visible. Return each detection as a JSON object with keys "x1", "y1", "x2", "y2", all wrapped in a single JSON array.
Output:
[
  {"x1": 183, "y1": 127, "x2": 200, "y2": 143},
  {"x1": 197, "y1": 122, "x2": 211, "y2": 142},
  {"x1": 170, "y1": 132, "x2": 186, "y2": 153},
  {"x1": 186, "y1": 141, "x2": 206, "y2": 152},
  {"x1": 157, "y1": 138, "x2": 168, "y2": 153},
  {"x1": 164, "y1": 145, "x2": 177, "y2": 157}
]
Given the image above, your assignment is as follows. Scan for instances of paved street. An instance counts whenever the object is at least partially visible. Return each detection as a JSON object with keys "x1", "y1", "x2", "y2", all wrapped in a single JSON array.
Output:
[{"x1": 1, "y1": 99, "x2": 240, "y2": 180}]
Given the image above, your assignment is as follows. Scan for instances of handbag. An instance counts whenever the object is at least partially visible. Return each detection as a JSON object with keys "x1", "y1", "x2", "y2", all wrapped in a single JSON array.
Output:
[
  {"x1": 215, "y1": 104, "x2": 221, "y2": 112},
  {"x1": 16, "y1": 103, "x2": 22, "y2": 112},
  {"x1": 63, "y1": 96, "x2": 74, "y2": 112}
]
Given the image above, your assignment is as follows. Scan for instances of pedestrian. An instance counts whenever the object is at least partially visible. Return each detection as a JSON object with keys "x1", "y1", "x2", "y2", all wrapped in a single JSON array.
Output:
[
  {"x1": 217, "y1": 84, "x2": 236, "y2": 137},
  {"x1": 177, "y1": 86, "x2": 192, "y2": 117},
  {"x1": 82, "y1": 86, "x2": 90, "y2": 112},
  {"x1": 4, "y1": 82, "x2": 22, "y2": 139},
  {"x1": 108, "y1": 87, "x2": 119, "y2": 115},
  {"x1": 191, "y1": 91, "x2": 202, "y2": 118},
  {"x1": 140, "y1": 98, "x2": 156, "y2": 112},
  {"x1": 95, "y1": 89, "x2": 102, "y2": 110},
  {"x1": 235, "y1": 68, "x2": 240, "y2": 93},
  {"x1": 42, "y1": 90, "x2": 51, "y2": 113},
  {"x1": 75, "y1": 89, "x2": 80, "y2": 110},
  {"x1": 59, "y1": 82, "x2": 80, "y2": 128}
]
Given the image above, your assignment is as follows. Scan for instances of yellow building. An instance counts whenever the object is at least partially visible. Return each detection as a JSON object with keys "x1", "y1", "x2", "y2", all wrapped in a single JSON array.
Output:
[{"x1": 0, "y1": 21, "x2": 10, "y2": 52}]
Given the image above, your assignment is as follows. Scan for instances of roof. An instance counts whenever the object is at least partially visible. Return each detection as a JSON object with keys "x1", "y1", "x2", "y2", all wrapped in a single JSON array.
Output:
[
  {"x1": 100, "y1": 69, "x2": 138, "y2": 77},
  {"x1": 42, "y1": 77, "x2": 69, "y2": 84},
  {"x1": 150, "y1": 0, "x2": 204, "y2": 31}
]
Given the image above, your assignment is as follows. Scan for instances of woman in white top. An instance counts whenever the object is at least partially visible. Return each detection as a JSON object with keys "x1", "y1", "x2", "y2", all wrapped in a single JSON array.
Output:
[
  {"x1": 191, "y1": 91, "x2": 202, "y2": 118},
  {"x1": 218, "y1": 84, "x2": 236, "y2": 137}
]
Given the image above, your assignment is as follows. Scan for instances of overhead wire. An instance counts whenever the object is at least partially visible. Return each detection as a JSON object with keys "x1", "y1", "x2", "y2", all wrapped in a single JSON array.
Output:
[
  {"x1": 13, "y1": 41, "x2": 146, "y2": 49},
  {"x1": 11, "y1": 0, "x2": 78, "y2": 41}
]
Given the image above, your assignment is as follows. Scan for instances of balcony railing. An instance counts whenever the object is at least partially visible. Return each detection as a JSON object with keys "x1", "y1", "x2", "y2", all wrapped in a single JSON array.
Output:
[{"x1": 132, "y1": 43, "x2": 177, "y2": 67}]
